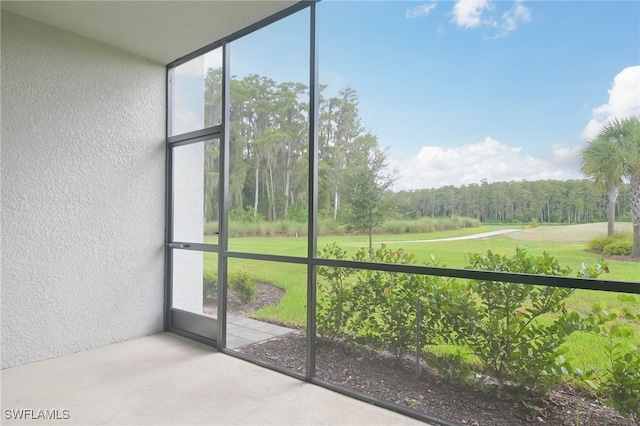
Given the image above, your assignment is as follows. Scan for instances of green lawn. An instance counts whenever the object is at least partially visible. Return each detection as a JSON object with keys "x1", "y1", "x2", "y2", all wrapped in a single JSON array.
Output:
[{"x1": 203, "y1": 224, "x2": 640, "y2": 376}]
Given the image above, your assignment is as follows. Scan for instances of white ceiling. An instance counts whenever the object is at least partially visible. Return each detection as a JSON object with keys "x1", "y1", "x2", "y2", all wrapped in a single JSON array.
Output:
[{"x1": 1, "y1": 1, "x2": 300, "y2": 65}]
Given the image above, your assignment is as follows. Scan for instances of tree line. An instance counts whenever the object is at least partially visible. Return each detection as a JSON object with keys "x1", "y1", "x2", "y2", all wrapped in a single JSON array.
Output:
[
  {"x1": 203, "y1": 69, "x2": 395, "y2": 230},
  {"x1": 199, "y1": 70, "x2": 636, "y2": 244},
  {"x1": 393, "y1": 179, "x2": 632, "y2": 224}
]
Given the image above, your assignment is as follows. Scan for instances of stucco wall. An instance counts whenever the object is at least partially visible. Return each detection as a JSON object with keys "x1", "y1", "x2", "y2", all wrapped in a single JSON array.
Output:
[{"x1": 1, "y1": 12, "x2": 166, "y2": 368}]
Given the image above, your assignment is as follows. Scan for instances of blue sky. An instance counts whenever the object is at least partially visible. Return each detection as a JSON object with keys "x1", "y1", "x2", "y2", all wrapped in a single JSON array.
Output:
[{"x1": 227, "y1": 1, "x2": 640, "y2": 189}]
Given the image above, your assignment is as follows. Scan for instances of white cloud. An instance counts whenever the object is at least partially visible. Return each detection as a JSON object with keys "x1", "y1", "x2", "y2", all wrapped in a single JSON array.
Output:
[
  {"x1": 451, "y1": 0, "x2": 531, "y2": 37},
  {"x1": 451, "y1": 0, "x2": 492, "y2": 29},
  {"x1": 406, "y1": 2, "x2": 437, "y2": 19},
  {"x1": 581, "y1": 65, "x2": 640, "y2": 140},
  {"x1": 496, "y1": 1, "x2": 531, "y2": 38},
  {"x1": 393, "y1": 137, "x2": 582, "y2": 190}
]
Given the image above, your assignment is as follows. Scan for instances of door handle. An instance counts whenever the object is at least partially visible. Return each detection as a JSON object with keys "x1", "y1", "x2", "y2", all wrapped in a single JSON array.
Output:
[{"x1": 166, "y1": 243, "x2": 191, "y2": 249}]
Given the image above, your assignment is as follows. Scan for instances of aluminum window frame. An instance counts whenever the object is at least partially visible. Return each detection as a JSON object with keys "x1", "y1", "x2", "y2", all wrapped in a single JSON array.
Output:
[{"x1": 165, "y1": 1, "x2": 640, "y2": 424}]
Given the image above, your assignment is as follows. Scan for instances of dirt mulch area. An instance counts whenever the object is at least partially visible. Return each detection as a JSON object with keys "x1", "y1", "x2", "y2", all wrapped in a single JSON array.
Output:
[
  {"x1": 202, "y1": 282, "x2": 285, "y2": 318},
  {"x1": 239, "y1": 332, "x2": 633, "y2": 426},
  {"x1": 602, "y1": 254, "x2": 640, "y2": 263},
  {"x1": 209, "y1": 281, "x2": 633, "y2": 425},
  {"x1": 584, "y1": 249, "x2": 640, "y2": 263}
]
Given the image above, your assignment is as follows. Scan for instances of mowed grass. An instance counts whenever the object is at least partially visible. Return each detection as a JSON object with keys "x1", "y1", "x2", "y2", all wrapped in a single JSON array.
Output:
[{"x1": 204, "y1": 222, "x2": 640, "y2": 375}]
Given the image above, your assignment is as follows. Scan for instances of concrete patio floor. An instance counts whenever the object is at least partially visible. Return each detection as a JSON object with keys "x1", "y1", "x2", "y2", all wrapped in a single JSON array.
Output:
[{"x1": 1, "y1": 332, "x2": 429, "y2": 425}]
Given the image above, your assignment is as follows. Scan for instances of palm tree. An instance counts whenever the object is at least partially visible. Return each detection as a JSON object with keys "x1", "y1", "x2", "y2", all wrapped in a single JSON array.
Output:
[
  {"x1": 581, "y1": 129, "x2": 625, "y2": 236},
  {"x1": 596, "y1": 116, "x2": 640, "y2": 257}
]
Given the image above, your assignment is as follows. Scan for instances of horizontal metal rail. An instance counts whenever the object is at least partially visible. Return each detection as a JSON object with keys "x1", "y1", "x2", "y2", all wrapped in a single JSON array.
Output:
[
  {"x1": 315, "y1": 257, "x2": 640, "y2": 294},
  {"x1": 167, "y1": 125, "x2": 223, "y2": 146},
  {"x1": 167, "y1": 242, "x2": 638, "y2": 294},
  {"x1": 225, "y1": 251, "x2": 308, "y2": 265}
]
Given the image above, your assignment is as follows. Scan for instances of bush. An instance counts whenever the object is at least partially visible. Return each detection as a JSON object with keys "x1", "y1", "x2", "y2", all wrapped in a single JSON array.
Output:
[
  {"x1": 407, "y1": 218, "x2": 435, "y2": 233},
  {"x1": 317, "y1": 243, "x2": 611, "y2": 399},
  {"x1": 348, "y1": 246, "x2": 425, "y2": 358},
  {"x1": 228, "y1": 272, "x2": 257, "y2": 303},
  {"x1": 317, "y1": 243, "x2": 355, "y2": 340},
  {"x1": 318, "y1": 218, "x2": 346, "y2": 235},
  {"x1": 618, "y1": 213, "x2": 632, "y2": 223},
  {"x1": 203, "y1": 270, "x2": 218, "y2": 298},
  {"x1": 457, "y1": 248, "x2": 607, "y2": 396},
  {"x1": 600, "y1": 332, "x2": 640, "y2": 425},
  {"x1": 588, "y1": 233, "x2": 631, "y2": 252},
  {"x1": 603, "y1": 239, "x2": 633, "y2": 256},
  {"x1": 204, "y1": 221, "x2": 219, "y2": 236},
  {"x1": 583, "y1": 299, "x2": 640, "y2": 425},
  {"x1": 461, "y1": 216, "x2": 481, "y2": 228},
  {"x1": 381, "y1": 220, "x2": 409, "y2": 234},
  {"x1": 318, "y1": 244, "x2": 476, "y2": 360}
]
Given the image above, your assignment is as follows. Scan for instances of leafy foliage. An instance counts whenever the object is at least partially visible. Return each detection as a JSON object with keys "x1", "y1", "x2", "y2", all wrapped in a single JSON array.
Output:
[
  {"x1": 457, "y1": 248, "x2": 607, "y2": 395},
  {"x1": 603, "y1": 239, "x2": 633, "y2": 256},
  {"x1": 582, "y1": 298, "x2": 640, "y2": 425},
  {"x1": 317, "y1": 244, "x2": 612, "y2": 398},
  {"x1": 347, "y1": 246, "x2": 425, "y2": 358},
  {"x1": 228, "y1": 272, "x2": 258, "y2": 303},
  {"x1": 588, "y1": 233, "x2": 630, "y2": 251},
  {"x1": 317, "y1": 243, "x2": 355, "y2": 340},
  {"x1": 202, "y1": 70, "x2": 633, "y2": 233},
  {"x1": 342, "y1": 142, "x2": 397, "y2": 255},
  {"x1": 203, "y1": 270, "x2": 218, "y2": 298},
  {"x1": 317, "y1": 244, "x2": 474, "y2": 358}
]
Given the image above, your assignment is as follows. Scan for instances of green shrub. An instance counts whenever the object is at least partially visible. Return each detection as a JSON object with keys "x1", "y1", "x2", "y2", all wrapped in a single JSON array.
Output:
[
  {"x1": 618, "y1": 213, "x2": 632, "y2": 223},
  {"x1": 316, "y1": 243, "x2": 611, "y2": 399},
  {"x1": 381, "y1": 220, "x2": 409, "y2": 234},
  {"x1": 285, "y1": 205, "x2": 308, "y2": 223},
  {"x1": 317, "y1": 243, "x2": 356, "y2": 340},
  {"x1": 283, "y1": 220, "x2": 306, "y2": 236},
  {"x1": 204, "y1": 221, "x2": 219, "y2": 236},
  {"x1": 582, "y1": 300, "x2": 640, "y2": 425},
  {"x1": 600, "y1": 331, "x2": 640, "y2": 425},
  {"x1": 228, "y1": 272, "x2": 257, "y2": 303},
  {"x1": 527, "y1": 218, "x2": 539, "y2": 228},
  {"x1": 603, "y1": 239, "x2": 633, "y2": 256},
  {"x1": 203, "y1": 270, "x2": 218, "y2": 298},
  {"x1": 318, "y1": 244, "x2": 476, "y2": 360},
  {"x1": 458, "y1": 248, "x2": 607, "y2": 396},
  {"x1": 588, "y1": 233, "x2": 631, "y2": 252},
  {"x1": 407, "y1": 218, "x2": 436, "y2": 233},
  {"x1": 347, "y1": 246, "x2": 426, "y2": 358},
  {"x1": 461, "y1": 216, "x2": 481, "y2": 228},
  {"x1": 318, "y1": 218, "x2": 347, "y2": 235}
]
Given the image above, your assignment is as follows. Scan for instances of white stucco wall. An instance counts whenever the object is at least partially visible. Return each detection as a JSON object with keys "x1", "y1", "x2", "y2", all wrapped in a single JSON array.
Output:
[{"x1": 1, "y1": 12, "x2": 166, "y2": 368}]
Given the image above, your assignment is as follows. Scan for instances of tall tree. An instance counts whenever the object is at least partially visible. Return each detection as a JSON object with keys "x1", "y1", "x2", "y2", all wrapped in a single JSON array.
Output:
[
  {"x1": 343, "y1": 135, "x2": 398, "y2": 255},
  {"x1": 581, "y1": 133, "x2": 626, "y2": 236},
  {"x1": 599, "y1": 116, "x2": 640, "y2": 257},
  {"x1": 319, "y1": 88, "x2": 365, "y2": 221}
]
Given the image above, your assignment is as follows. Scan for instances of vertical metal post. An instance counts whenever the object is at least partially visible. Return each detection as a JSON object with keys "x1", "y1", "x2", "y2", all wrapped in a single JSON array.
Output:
[
  {"x1": 416, "y1": 299, "x2": 422, "y2": 378},
  {"x1": 217, "y1": 42, "x2": 231, "y2": 350},
  {"x1": 164, "y1": 68, "x2": 175, "y2": 331},
  {"x1": 306, "y1": 2, "x2": 319, "y2": 382}
]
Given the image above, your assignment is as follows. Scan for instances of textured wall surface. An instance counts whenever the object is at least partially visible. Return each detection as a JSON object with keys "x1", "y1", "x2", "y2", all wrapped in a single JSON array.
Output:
[{"x1": 1, "y1": 12, "x2": 166, "y2": 368}]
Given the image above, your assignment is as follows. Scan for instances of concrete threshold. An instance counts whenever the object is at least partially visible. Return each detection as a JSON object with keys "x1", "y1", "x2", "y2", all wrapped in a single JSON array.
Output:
[{"x1": 1, "y1": 333, "x2": 428, "y2": 425}]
